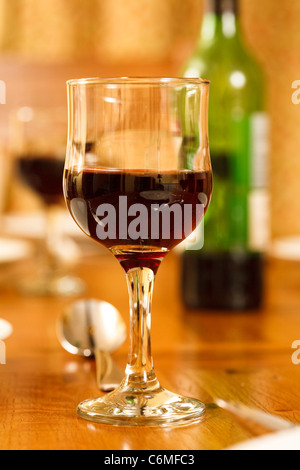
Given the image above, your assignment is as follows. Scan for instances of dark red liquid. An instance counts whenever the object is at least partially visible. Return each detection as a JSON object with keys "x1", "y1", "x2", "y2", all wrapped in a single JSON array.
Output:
[
  {"x1": 64, "y1": 168, "x2": 212, "y2": 272},
  {"x1": 17, "y1": 155, "x2": 65, "y2": 205}
]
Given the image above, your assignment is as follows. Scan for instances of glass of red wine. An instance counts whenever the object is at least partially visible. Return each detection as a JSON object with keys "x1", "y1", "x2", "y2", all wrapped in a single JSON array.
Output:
[
  {"x1": 64, "y1": 78, "x2": 212, "y2": 426},
  {"x1": 13, "y1": 107, "x2": 85, "y2": 296}
]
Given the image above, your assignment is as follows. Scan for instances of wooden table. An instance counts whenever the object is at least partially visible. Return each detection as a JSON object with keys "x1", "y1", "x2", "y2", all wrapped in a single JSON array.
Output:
[{"x1": 0, "y1": 247, "x2": 299, "y2": 450}]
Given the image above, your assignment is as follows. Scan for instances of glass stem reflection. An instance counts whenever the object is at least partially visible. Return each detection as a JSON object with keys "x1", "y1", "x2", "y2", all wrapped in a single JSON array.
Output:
[
  {"x1": 44, "y1": 205, "x2": 61, "y2": 273},
  {"x1": 124, "y1": 266, "x2": 158, "y2": 388}
]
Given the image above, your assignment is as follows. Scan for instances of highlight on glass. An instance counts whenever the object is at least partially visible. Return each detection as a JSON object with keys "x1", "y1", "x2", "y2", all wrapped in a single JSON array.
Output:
[{"x1": 63, "y1": 77, "x2": 212, "y2": 426}]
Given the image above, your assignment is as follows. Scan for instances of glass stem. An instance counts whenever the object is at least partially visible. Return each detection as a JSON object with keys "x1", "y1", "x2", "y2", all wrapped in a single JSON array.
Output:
[{"x1": 123, "y1": 266, "x2": 159, "y2": 389}]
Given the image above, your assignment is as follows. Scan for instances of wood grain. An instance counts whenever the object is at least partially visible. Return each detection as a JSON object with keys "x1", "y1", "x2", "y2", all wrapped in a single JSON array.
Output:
[{"x1": 0, "y1": 249, "x2": 299, "y2": 450}]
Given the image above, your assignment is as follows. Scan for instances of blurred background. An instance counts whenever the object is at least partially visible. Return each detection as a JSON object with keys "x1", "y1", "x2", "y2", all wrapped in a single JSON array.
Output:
[
  {"x1": 0, "y1": 0, "x2": 298, "y2": 291},
  {"x1": 0, "y1": 0, "x2": 300, "y2": 447},
  {"x1": 0, "y1": 0, "x2": 298, "y2": 241}
]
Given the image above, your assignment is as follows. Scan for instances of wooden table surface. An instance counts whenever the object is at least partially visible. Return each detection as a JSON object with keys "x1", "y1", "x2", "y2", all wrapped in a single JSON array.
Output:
[{"x1": 0, "y1": 243, "x2": 300, "y2": 450}]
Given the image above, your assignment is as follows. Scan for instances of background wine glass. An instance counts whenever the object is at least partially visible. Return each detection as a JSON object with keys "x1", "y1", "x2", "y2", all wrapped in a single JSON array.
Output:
[
  {"x1": 11, "y1": 106, "x2": 85, "y2": 296},
  {"x1": 64, "y1": 77, "x2": 212, "y2": 426}
]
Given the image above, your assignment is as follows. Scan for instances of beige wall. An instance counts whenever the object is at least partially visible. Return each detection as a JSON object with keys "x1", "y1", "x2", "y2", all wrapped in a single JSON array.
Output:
[
  {"x1": 0, "y1": 0, "x2": 202, "y2": 63},
  {"x1": 242, "y1": 0, "x2": 300, "y2": 240}
]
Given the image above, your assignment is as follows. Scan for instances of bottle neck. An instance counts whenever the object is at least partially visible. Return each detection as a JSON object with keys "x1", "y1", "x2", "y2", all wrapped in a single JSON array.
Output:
[
  {"x1": 205, "y1": 0, "x2": 238, "y2": 15},
  {"x1": 201, "y1": 0, "x2": 241, "y2": 42}
]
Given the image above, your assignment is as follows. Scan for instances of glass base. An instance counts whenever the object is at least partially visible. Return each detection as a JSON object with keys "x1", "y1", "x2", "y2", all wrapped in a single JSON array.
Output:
[
  {"x1": 77, "y1": 379, "x2": 205, "y2": 427},
  {"x1": 18, "y1": 274, "x2": 85, "y2": 297}
]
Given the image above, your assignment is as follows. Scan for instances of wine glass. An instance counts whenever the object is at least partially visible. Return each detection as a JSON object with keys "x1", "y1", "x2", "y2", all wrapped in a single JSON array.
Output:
[
  {"x1": 12, "y1": 106, "x2": 85, "y2": 296},
  {"x1": 64, "y1": 77, "x2": 212, "y2": 426}
]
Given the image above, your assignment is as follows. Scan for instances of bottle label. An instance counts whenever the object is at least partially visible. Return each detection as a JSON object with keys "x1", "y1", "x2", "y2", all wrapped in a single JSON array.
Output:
[
  {"x1": 249, "y1": 112, "x2": 270, "y2": 251},
  {"x1": 230, "y1": 111, "x2": 270, "y2": 251},
  {"x1": 250, "y1": 112, "x2": 270, "y2": 189}
]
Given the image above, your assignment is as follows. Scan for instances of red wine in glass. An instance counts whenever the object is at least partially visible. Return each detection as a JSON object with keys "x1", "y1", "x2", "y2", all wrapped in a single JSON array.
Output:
[{"x1": 65, "y1": 167, "x2": 212, "y2": 272}]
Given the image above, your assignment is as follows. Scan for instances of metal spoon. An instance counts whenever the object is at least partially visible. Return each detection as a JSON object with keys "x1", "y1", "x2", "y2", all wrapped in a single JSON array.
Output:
[
  {"x1": 215, "y1": 398, "x2": 296, "y2": 431},
  {"x1": 57, "y1": 299, "x2": 126, "y2": 391}
]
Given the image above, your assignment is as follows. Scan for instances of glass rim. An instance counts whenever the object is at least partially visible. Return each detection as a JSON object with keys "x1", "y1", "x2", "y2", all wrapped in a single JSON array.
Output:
[{"x1": 66, "y1": 76, "x2": 210, "y2": 87}]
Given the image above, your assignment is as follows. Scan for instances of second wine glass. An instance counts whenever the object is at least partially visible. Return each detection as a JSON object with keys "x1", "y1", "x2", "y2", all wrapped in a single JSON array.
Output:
[{"x1": 13, "y1": 106, "x2": 85, "y2": 296}]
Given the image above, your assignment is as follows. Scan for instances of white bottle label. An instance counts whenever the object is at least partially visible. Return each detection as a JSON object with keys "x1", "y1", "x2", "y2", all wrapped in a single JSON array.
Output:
[
  {"x1": 249, "y1": 112, "x2": 270, "y2": 251},
  {"x1": 250, "y1": 112, "x2": 270, "y2": 188}
]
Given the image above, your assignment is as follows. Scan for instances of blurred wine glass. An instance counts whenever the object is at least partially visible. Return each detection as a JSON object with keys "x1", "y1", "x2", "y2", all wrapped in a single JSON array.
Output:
[{"x1": 10, "y1": 106, "x2": 85, "y2": 296}]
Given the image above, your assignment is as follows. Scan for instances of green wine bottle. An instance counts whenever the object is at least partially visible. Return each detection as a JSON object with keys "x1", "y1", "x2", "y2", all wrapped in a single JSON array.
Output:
[{"x1": 181, "y1": 0, "x2": 269, "y2": 310}]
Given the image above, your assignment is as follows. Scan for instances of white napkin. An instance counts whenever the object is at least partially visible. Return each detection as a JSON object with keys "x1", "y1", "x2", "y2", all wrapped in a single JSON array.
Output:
[
  {"x1": 228, "y1": 428, "x2": 300, "y2": 451},
  {"x1": 0, "y1": 237, "x2": 31, "y2": 263},
  {"x1": 0, "y1": 319, "x2": 13, "y2": 340}
]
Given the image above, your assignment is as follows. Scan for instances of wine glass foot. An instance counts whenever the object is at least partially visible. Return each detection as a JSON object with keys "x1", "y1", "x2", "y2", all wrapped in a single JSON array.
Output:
[
  {"x1": 18, "y1": 274, "x2": 85, "y2": 297},
  {"x1": 77, "y1": 381, "x2": 205, "y2": 427}
]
